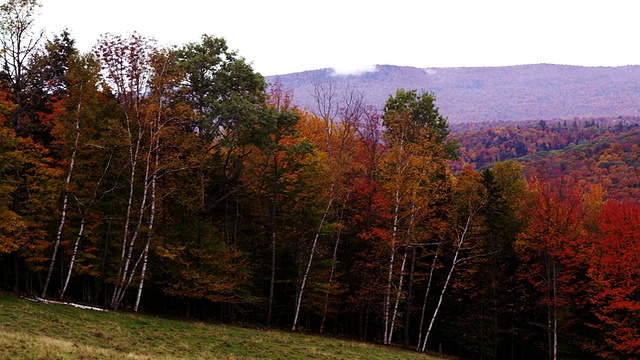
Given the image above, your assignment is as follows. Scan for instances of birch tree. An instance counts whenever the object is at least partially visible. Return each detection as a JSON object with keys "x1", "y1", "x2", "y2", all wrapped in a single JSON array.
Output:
[
  {"x1": 380, "y1": 89, "x2": 454, "y2": 345},
  {"x1": 291, "y1": 82, "x2": 363, "y2": 331},
  {"x1": 419, "y1": 169, "x2": 490, "y2": 351},
  {"x1": 260, "y1": 82, "x2": 302, "y2": 326},
  {"x1": 94, "y1": 32, "x2": 159, "y2": 310},
  {"x1": 38, "y1": 33, "x2": 79, "y2": 298}
]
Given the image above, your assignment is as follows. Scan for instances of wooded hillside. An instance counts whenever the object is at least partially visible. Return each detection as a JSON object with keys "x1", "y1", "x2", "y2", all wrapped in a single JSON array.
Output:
[
  {"x1": 452, "y1": 117, "x2": 640, "y2": 200},
  {"x1": 267, "y1": 64, "x2": 640, "y2": 123}
]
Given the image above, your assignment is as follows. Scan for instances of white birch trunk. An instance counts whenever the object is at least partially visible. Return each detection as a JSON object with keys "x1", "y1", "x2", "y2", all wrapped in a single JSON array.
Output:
[
  {"x1": 112, "y1": 128, "x2": 151, "y2": 309},
  {"x1": 387, "y1": 250, "x2": 408, "y2": 344},
  {"x1": 59, "y1": 217, "x2": 85, "y2": 299},
  {"x1": 110, "y1": 119, "x2": 142, "y2": 308},
  {"x1": 133, "y1": 234, "x2": 151, "y2": 312},
  {"x1": 134, "y1": 133, "x2": 159, "y2": 312},
  {"x1": 42, "y1": 100, "x2": 82, "y2": 298},
  {"x1": 383, "y1": 192, "x2": 401, "y2": 344},
  {"x1": 421, "y1": 214, "x2": 472, "y2": 352},
  {"x1": 421, "y1": 244, "x2": 460, "y2": 352},
  {"x1": 416, "y1": 243, "x2": 441, "y2": 350},
  {"x1": 59, "y1": 152, "x2": 112, "y2": 300},
  {"x1": 319, "y1": 205, "x2": 345, "y2": 334},
  {"x1": 292, "y1": 196, "x2": 333, "y2": 331}
]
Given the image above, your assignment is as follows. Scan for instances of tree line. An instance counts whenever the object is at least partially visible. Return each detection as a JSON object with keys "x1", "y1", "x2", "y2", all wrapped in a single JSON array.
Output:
[{"x1": 1, "y1": 1, "x2": 639, "y2": 359}]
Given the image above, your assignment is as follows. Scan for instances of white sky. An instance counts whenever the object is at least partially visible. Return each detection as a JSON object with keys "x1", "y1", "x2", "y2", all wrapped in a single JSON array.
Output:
[{"x1": 34, "y1": 0, "x2": 640, "y2": 76}]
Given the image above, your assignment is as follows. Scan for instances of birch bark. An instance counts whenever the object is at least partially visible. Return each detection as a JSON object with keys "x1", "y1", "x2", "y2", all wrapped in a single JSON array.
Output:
[{"x1": 41, "y1": 100, "x2": 81, "y2": 298}]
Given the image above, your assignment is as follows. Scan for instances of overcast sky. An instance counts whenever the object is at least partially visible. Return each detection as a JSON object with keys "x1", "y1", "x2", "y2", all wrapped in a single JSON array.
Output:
[{"x1": 35, "y1": 0, "x2": 639, "y2": 76}]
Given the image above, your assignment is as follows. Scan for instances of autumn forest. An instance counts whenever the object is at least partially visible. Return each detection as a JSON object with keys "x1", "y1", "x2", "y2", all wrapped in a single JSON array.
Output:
[{"x1": 1, "y1": 1, "x2": 640, "y2": 359}]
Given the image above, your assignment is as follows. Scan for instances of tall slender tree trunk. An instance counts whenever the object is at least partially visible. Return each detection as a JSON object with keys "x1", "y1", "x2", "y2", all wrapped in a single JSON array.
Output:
[
  {"x1": 320, "y1": 205, "x2": 345, "y2": 334},
  {"x1": 110, "y1": 123, "x2": 141, "y2": 308},
  {"x1": 267, "y1": 158, "x2": 279, "y2": 327},
  {"x1": 59, "y1": 152, "x2": 112, "y2": 300},
  {"x1": 421, "y1": 244, "x2": 460, "y2": 352},
  {"x1": 417, "y1": 243, "x2": 441, "y2": 350},
  {"x1": 421, "y1": 214, "x2": 474, "y2": 352},
  {"x1": 133, "y1": 235, "x2": 151, "y2": 312},
  {"x1": 292, "y1": 195, "x2": 333, "y2": 331},
  {"x1": 387, "y1": 250, "x2": 407, "y2": 344},
  {"x1": 404, "y1": 247, "x2": 416, "y2": 347},
  {"x1": 112, "y1": 129, "x2": 151, "y2": 309},
  {"x1": 134, "y1": 138, "x2": 159, "y2": 312},
  {"x1": 59, "y1": 216, "x2": 85, "y2": 299},
  {"x1": 383, "y1": 242, "x2": 396, "y2": 344},
  {"x1": 383, "y1": 187, "x2": 401, "y2": 345},
  {"x1": 42, "y1": 101, "x2": 82, "y2": 298}
]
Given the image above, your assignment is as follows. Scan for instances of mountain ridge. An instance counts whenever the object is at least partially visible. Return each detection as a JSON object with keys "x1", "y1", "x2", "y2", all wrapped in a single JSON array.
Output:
[{"x1": 265, "y1": 64, "x2": 640, "y2": 123}]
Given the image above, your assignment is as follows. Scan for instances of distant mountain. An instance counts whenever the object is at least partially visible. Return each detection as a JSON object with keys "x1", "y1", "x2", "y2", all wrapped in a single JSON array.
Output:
[{"x1": 265, "y1": 64, "x2": 640, "y2": 123}]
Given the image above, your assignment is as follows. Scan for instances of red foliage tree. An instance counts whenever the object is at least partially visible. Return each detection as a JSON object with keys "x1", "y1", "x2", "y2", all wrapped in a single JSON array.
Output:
[
  {"x1": 586, "y1": 201, "x2": 640, "y2": 358},
  {"x1": 516, "y1": 175, "x2": 590, "y2": 359}
]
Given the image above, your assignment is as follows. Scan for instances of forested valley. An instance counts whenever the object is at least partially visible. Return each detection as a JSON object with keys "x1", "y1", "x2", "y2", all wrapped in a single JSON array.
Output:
[{"x1": 1, "y1": 1, "x2": 639, "y2": 359}]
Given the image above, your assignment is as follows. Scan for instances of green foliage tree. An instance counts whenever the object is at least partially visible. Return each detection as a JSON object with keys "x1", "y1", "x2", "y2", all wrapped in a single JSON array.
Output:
[{"x1": 154, "y1": 35, "x2": 281, "y2": 313}]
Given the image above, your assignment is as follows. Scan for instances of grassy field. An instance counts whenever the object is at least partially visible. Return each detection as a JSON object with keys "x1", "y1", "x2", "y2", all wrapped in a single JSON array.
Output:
[{"x1": 0, "y1": 293, "x2": 444, "y2": 359}]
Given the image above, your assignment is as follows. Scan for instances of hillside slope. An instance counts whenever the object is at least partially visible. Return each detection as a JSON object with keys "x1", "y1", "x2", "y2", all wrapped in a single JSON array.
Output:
[
  {"x1": 0, "y1": 294, "x2": 440, "y2": 360},
  {"x1": 452, "y1": 118, "x2": 640, "y2": 201},
  {"x1": 266, "y1": 64, "x2": 640, "y2": 123}
]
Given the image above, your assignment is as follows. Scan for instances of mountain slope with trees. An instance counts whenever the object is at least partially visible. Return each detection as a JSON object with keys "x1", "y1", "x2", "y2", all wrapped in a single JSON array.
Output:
[
  {"x1": 452, "y1": 117, "x2": 640, "y2": 201},
  {"x1": 266, "y1": 64, "x2": 640, "y2": 123}
]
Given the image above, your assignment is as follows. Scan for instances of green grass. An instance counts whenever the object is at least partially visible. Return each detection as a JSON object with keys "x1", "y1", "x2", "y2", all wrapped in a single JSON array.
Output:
[{"x1": 0, "y1": 293, "x2": 443, "y2": 359}]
